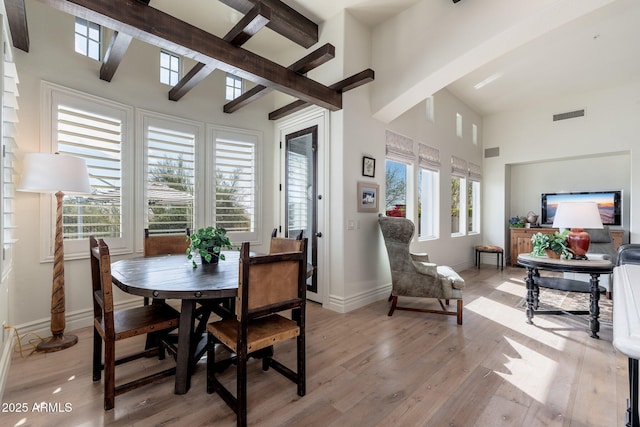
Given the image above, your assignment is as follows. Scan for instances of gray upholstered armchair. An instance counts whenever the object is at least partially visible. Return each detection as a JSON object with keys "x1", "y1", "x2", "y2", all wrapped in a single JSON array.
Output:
[{"x1": 378, "y1": 215, "x2": 465, "y2": 324}]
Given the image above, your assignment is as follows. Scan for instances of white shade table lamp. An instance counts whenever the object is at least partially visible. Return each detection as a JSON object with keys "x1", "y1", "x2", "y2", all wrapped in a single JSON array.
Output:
[
  {"x1": 18, "y1": 153, "x2": 91, "y2": 352},
  {"x1": 552, "y1": 201, "x2": 603, "y2": 260}
]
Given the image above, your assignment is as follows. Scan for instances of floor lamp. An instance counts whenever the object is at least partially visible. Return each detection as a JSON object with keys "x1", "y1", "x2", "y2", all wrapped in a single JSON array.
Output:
[{"x1": 18, "y1": 153, "x2": 91, "y2": 352}]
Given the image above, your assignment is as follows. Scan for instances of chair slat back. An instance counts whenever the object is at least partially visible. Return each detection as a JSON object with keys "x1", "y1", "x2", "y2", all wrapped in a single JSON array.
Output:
[
  {"x1": 143, "y1": 228, "x2": 190, "y2": 256},
  {"x1": 90, "y1": 236, "x2": 115, "y2": 332},
  {"x1": 237, "y1": 239, "x2": 307, "y2": 320},
  {"x1": 269, "y1": 237, "x2": 303, "y2": 255}
]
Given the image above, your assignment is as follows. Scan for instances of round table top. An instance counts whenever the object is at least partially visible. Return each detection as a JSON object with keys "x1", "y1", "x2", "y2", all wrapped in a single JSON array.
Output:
[
  {"x1": 517, "y1": 253, "x2": 614, "y2": 274},
  {"x1": 111, "y1": 251, "x2": 240, "y2": 300}
]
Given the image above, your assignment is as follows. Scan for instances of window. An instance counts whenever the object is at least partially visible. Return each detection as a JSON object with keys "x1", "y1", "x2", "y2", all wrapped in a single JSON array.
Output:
[
  {"x1": 467, "y1": 162, "x2": 481, "y2": 234},
  {"x1": 44, "y1": 83, "x2": 134, "y2": 258},
  {"x1": 140, "y1": 112, "x2": 199, "y2": 235},
  {"x1": 160, "y1": 51, "x2": 180, "y2": 86},
  {"x1": 472, "y1": 123, "x2": 478, "y2": 145},
  {"x1": 74, "y1": 18, "x2": 101, "y2": 61},
  {"x1": 209, "y1": 127, "x2": 260, "y2": 242},
  {"x1": 417, "y1": 143, "x2": 440, "y2": 239},
  {"x1": 385, "y1": 160, "x2": 408, "y2": 217},
  {"x1": 451, "y1": 156, "x2": 468, "y2": 236},
  {"x1": 467, "y1": 179, "x2": 480, "y2": 233},
  {"x1": 425, "y1": 96, "x2": 435, "y2": 122},
  {"x1": 225, "y1": 74, "x2": 243, "y2": 100},
  {"x1": 456, "y1": 113, "x2": 462, "y2": 138}
]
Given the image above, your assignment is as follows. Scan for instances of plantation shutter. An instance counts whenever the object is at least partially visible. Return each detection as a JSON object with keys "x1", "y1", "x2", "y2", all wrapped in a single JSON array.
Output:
[
  {"x1": 56, "y1": 104, "x2": 123, "y2": 240},
  {"x1": 2, "y1": 60, "x2": 19, "y2": 276},
  {"x1": 213, "y1": 131, "x2": 256, "y2": 235},
  {"x1": 145, "y1": 124, "x2": 195, "y2": 234}
]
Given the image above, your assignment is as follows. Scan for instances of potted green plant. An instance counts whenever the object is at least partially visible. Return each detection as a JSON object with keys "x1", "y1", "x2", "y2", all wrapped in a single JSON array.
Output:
[
  {"x1": 530, "y1": 230, "x2": 572, "y2": 259},
  {"x1": 186, "y1": 226, "x2": 233, "y2": 268}
]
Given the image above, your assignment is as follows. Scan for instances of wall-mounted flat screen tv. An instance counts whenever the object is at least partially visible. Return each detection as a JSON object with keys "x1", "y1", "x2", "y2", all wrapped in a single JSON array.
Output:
[{"x1": 541, "y1": 190, "x2": 622, "y2": 226}]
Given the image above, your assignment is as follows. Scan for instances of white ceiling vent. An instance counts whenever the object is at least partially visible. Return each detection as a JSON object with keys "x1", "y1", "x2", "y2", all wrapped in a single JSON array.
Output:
[{"x1": 553, "y1": 109, "x2": 585, "y2": 121}]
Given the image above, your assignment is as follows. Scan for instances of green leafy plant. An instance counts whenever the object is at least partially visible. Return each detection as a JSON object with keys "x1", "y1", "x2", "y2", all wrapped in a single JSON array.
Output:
[
  {"x1": 530, "y1": 230, "x2": 572, "y2": 259},
  {"x1": 186, "y1": 226, "x2": 233, "y2": 268}
]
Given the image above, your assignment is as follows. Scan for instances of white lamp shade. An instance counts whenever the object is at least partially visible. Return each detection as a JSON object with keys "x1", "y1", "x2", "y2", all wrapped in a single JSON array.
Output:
[
  {"x1": 552, "y1": 202, "x2": 603, "y2": 229},
  {"x1": 18, "y1": 153, "x2": 91, "y2": 194}
]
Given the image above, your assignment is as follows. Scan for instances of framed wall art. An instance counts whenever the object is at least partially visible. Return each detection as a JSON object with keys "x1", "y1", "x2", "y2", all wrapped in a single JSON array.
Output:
[
  {"x1": 357, "y1": 181, "x2": 379, "y2": 213},
  {"x1": 362, "y1": 156, "x2": 376, "y2": 177}
]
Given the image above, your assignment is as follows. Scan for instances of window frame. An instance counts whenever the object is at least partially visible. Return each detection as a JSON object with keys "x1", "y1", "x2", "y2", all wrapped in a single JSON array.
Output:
[
  {"x1": 40, "y1": 81, "x2": 134, "y2": 260},
  {"x1": 74, "y1": 17, "x2": 102, "y2": 61},
  {"x1": 225, "y1": 73, "x2": 243, "y2": 101},
  {"x1": 160, "y1": 50, "x2": 181, "y2": 86}
]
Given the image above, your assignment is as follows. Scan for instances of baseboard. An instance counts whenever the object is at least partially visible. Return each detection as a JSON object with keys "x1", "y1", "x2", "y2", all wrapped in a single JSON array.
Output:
[
  {"x1": 325, "y1": 283, "x2": 391, "y2": 313},
  {"x1": 0, "y1": 332, "x2": 16, "y2": 402}
]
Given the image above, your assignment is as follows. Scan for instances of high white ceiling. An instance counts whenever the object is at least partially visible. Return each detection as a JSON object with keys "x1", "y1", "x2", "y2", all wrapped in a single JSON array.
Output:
[{"x1": 151, "y1": 0, "x2": 640, "y2": 117}]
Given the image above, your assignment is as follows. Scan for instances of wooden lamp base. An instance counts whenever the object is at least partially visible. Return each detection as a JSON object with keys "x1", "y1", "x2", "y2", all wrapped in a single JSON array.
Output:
[{"x1": 36, "y1": 333, "x2": 78, "y2": 353}]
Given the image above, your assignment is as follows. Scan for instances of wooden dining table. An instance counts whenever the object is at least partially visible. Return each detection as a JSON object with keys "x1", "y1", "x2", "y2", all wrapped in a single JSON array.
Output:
[{"x1": 110, "y1": 251, "x2": 240, "y2": 395}]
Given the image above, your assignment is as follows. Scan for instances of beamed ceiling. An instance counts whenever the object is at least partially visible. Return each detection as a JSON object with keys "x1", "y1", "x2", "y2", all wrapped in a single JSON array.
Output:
[{"x1": 3, "y1": 0, "x2": 374, "y2": 120}]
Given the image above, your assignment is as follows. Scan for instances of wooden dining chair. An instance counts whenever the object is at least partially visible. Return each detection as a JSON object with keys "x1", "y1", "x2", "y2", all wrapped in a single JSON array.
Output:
[
  {"x1": 142, "y1": 228, "x2": 190, "y2": 305},
  {"x1": 206, "y1": 239, "x2": 308, "y2": 427},
  {"x1": 143, "y1": 228, "x2": 190, "y2": 257},
  {"x1": 269, "y1": 230, "x2": 303, "y2": 254},
  {"x1": 90, "y1": 236, "x2": 181, "y2": 410}
]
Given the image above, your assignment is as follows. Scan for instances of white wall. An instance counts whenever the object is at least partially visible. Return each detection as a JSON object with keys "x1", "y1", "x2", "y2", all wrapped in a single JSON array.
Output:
[
  {"x1": 11, "y1": 1, "x2": 276, "y2": 333},
  {"x1": 483, "y1": 80, "x2": 640, "y2": 255}
]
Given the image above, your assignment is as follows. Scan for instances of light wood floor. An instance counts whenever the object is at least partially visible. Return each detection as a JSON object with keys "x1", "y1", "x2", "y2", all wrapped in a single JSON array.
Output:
[{"x1": 2, "y1": 266, "x2": 629, "y2": 426}]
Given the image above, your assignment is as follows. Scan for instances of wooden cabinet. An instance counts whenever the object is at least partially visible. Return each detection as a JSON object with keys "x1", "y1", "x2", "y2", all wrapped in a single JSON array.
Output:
[{"x1": 509, "y1": 228, "x2": 624, "y2": 266}]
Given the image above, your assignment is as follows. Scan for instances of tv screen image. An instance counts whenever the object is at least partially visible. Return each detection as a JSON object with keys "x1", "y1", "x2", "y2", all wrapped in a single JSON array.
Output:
[{"x1": 540, "y1": 191, "x2": 622, "y2": 226}]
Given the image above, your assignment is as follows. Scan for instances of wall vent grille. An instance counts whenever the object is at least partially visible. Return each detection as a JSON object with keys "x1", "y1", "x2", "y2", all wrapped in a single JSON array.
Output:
[
  {"x1": 484, "y1": 147, "x2": 499, "y2": 158},
  {"x1": 553, "y1": 109, "x2": 585, "y2": 121}
]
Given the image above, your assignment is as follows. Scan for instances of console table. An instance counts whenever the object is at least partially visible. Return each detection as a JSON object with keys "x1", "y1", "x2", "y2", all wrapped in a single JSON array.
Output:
[
  {"x1": 510, "y1": 228, "x2": 623, "y2": 266},
  {"x1": 517, "y1": 254, "x2": 613, "y2": 338}
]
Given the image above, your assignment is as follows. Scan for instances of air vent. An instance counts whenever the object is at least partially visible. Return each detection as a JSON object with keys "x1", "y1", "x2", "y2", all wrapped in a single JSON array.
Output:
[
  {"x1": 484, "y1": 147, "x2": 499, "y2": 158},
  {"x1": 553, "y1": 109, "x2": 585, "y2": 121}
]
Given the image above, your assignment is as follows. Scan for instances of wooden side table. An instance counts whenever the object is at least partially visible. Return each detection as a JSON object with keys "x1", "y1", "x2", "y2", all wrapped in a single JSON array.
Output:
[
  {"x1": 517, "y1": 253, "x2": 613, "y2": 338},
  {"x1": 475, "y1": 245, "x2": 504, "y2": 270}
]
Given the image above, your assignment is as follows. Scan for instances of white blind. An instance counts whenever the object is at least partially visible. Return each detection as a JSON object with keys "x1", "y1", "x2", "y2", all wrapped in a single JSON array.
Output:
[
  {"x1": 214, "y1": 134, "x2": 256, "y2": 233},
  {"x1": 451, "y1": 155, "x2": 468, "y2": 177},
  {"x1": 385, "y1": 130, "x2": 415, "y2": 162},
  {"x1": 418, "y1": 142, "x2": 440, "y2": 171},
  {"x1": 146, "y1": 125, "x2": 195, "y2": 234},
  {"x1": 468, "y1": 162, "x2": 482, "y2": 181},
  {"x1": 286, "y1": 149, "x2": 308, "y2": 233},
  {"x1": 2, "y1": 60, "x2": 19, "y2": 275},
  {"x1": 57, "y1": 104, "x2": 123, "y2": 239}
]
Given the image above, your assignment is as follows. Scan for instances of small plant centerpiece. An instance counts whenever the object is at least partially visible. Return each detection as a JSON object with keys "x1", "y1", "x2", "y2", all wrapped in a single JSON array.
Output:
[
  {"x1": 530, "y1": 230, "x2": 572, "y2": 259},
  {"x1": 186, "y1": 226, "x2": 233, "y2": 268}
]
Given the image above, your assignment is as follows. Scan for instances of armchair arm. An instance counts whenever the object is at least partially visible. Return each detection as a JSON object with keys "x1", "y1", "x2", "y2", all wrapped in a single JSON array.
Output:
[
  {"x1": 410, "y1": 252, "x2": 430, "y2": 263},
  {"x1": 412, "y1": 260, "x2": 438, "y2": 277}
]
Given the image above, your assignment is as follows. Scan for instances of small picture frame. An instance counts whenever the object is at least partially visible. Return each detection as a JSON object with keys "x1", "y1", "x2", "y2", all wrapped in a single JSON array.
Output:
[
  {"x1": 362, "y1": 156, "x2": 376, "y2": 177},
  {"x1": 357, "y1": 182, "x2": 379, "y2": 213}
]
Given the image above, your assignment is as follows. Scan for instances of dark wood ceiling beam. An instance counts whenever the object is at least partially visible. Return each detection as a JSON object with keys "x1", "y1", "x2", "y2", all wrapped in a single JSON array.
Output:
[
  {"x1": 170, "y1": 3, "x2": 271, "y2": 101},
  {"x1": 269, "y1": 69, "x2": 375, "y2": 120},
  {"x1": 100, "y1": 31, "x2": 133, "y2": 82},
  {"x1": 36, "y1": 0, "x2": 341, "y2": 111},
  {"x1": 224, "y1": 43, "x2": 335, "y2": 113},
  {"x1": 4, "y1": 0, "x2": 30, "y2": 52},
  {"x1": 169, "y1": 62, "x2": 217, "y2": 101},
  {"x1": 218, "y1": 0, "x2": 317, "y2": 48},
  {"x1": 223, "y1": 2, "x2": 271, "y2": 46}
]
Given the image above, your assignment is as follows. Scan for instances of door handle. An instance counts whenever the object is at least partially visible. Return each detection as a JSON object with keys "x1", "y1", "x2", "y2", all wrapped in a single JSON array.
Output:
[{"x1": 315, "y1": 232, "x2": 323, "y2": 238}]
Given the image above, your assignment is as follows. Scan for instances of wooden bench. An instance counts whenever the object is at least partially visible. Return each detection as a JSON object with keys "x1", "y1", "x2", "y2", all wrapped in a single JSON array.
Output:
[{"x1": 474, "y1": 245, "x2": 504, "y2": 271}]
